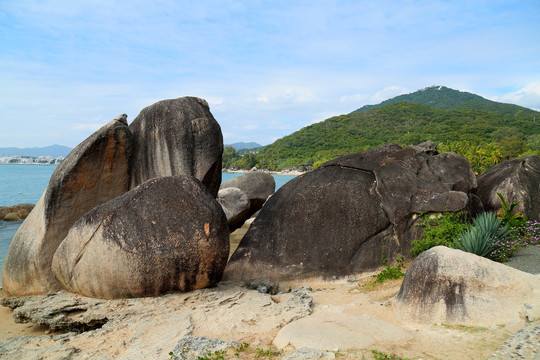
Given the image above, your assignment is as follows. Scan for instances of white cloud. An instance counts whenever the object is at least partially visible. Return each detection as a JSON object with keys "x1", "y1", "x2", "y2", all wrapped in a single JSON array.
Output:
[
  {"x1": 257, "y1": 96, "x2": 269, "y2": 103},
  {"x1": 498, "y1": 83, "x2": 540, "y2": 110}
]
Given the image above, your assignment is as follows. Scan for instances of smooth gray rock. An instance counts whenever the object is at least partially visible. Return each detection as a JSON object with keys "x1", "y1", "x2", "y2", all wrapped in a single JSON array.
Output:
[
  {"x1": 129, "y1": 97, "x2": 223, "y2": 197},
  {"x1": 220, "y1": 172, "x2": 276, "y2": 214},
  {"x1": 476, "y1": 155, "x2": 540, "y2": 221},
  {"x1": 217, "y1": 187, "x2": 251, "y2": 231},
  {"x1": 2, "y1": 115, "x2": 132, "y2": 296},
  {"x1": 52, "y1": 176, "x2": 229, "y2": 299}
]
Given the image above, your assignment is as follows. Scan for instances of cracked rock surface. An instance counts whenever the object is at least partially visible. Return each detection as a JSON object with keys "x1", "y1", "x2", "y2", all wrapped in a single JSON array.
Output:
[{"x1": 0, "y1": 282, "x2": 312, "y2": 360}]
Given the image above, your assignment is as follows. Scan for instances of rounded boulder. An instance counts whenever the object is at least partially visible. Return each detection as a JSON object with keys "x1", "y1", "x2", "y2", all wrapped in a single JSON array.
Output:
[{"x1": 52, "y1": 176, "x2": 229, "y2": 299}]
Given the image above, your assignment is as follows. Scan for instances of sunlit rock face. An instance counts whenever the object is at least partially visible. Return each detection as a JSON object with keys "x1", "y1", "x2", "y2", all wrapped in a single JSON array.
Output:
[
  {"x1": 2, "y1": 115, "x2": 132, "y2": 296},
  {"x1": 52, "y1": 176, "x2": 229, "y2": 299},
  {"x1": 129, "y1": 97, "x2": 223, "y2": 197}
]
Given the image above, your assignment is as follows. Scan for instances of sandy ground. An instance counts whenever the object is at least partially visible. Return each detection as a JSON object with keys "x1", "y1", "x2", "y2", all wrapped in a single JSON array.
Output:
[
  {"x1": 0, "y1": 293, "x2": 54, "y2": 341},
  {"x1": 0, "y1": 225, "x2": 536, "y2": 359}
]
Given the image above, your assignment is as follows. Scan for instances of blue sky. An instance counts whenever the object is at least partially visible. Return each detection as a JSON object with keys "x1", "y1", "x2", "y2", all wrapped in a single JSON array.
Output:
[{"x1": 1, "y1": 0, "x2": 539, "y2": 148}]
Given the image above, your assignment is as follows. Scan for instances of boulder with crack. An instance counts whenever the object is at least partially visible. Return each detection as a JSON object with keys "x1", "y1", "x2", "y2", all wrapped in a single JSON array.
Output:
[{"x1": 225, "y1": 143, "x2": 477, "y2": 280}]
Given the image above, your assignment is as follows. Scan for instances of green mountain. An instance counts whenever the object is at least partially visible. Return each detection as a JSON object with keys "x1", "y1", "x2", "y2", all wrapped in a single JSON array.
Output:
[
  {"x1": 352, "y1": 85, "x2": 537, "y2": 115},
  {"x1": 250, "y1": 86, "x2": 540, "y2": 173},
  {"x1": 0, "y1": 145, "x2": 72, "y2": 157},
  {"x1": 225, "y1": 142, "x2": 263, "y2": 150}
]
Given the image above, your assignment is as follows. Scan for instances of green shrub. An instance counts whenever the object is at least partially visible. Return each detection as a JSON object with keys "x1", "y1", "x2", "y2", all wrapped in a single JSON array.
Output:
[
  {"x1": 454, "y1": 212, "x2": 510, "y2": 257},
  {"x1": 410, "y1": 212, "x2": 468, "y2": 256},
  {"x1": 370, "y1": 256, "x2": 405, "y2": 285}
]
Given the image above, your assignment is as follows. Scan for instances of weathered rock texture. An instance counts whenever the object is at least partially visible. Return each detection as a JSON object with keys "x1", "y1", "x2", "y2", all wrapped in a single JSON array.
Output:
[
  {"x1": 0, "y1": 204, "x2": 34, "y2": 221},
  {"x1": 52, "y1": 176, "x2": 229, "y2": 299},
  {"x1": 394, "y1": 246, "x2": 540, "y2": 326},
  {"x1": 217, "y1": 187, "x2": 251, "y2": 231},
  {"x1": 475, "y1": 155, "x2": 540, "y2": 221},
  {"x1": 0, "y1": 282, "x2": 312, "y2": 359},
  {"x1": 220, "y1": 172, "x2": 276, "y2": 214},
  {"x1": 2, "y1": 115, "x2": 132, "y2": 296},
  {"x1": 225, "y1": 144, "x2": 477, "y2": 280},
  {"x1": 129, "y1": 97, "x2": 223, "y2": 197}
]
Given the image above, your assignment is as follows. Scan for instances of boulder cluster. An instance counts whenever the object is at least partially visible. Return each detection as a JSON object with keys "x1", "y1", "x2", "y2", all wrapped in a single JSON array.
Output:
[
  {"x1": 2, "y1": 97, "x2": 228, "y2": 299},
  {"x1": 3, "y1": 96, "x2": 540, "y2": 312},
  {"x1": 0, "y1": 204, "x2": 34, "y2": 221},
  {"x1": 224, "y1": 143, "x2": 540, "y2": 281}
]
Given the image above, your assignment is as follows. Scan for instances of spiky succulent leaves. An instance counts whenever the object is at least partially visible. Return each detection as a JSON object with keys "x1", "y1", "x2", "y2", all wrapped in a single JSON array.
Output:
[
  {"x1": 454, "y1": 212, "x2": 510, "y2": 257},
  {"x1": 497, "y1": 192, "x2": 523, "y2": 226}
]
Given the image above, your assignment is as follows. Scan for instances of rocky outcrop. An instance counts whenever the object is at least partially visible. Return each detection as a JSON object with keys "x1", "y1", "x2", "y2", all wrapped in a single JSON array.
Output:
[
  {"x1": 394, "y1": 246, "x2": 540, "y2": 326},
  {"x1": 129, "y1": 97, "x2": 223, "y2": 197},
  {"x1": 0, "y1": 204, "x2": 34, "y2": 221},
  {"x1": 52, "y1": 176, "x2": 229, "y2": 299},
  {"x1": 475, "y1": 155, "x2": 540, "y2": 221},
  {"x1": 220, "y1": 172, "x2": 276, "y2": 214},
  {"x1": 2, "y1": 115, "x2": 132, "y2": 296},
  {"x1": 217, "y1": 187, "x2": 251, "y2": 231},
  {"x1": 0, "y1": 282, "x2": 313, "y2": 359},
  {"x1": 225, "y1": 144, "x2": 477, "y2": 280}
]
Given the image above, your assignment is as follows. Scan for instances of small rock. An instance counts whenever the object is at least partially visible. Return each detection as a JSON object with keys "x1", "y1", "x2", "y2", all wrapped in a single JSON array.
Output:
[
  {"x1": 171, "y1": 336, "x2": 239, "y2": 360},
  {"x1": 284, "y1": 347, "x2": 325, "y2": 359}
]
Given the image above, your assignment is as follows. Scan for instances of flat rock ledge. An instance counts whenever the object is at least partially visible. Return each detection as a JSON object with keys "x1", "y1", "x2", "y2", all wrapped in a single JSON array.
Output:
[{"x1": 0, "y1": 282, "x2": 312, "y2": 360}]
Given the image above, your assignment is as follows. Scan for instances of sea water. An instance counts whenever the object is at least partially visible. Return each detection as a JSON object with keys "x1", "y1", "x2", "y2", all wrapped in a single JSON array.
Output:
[{"x1": 0, "y1": 166, "x2": 297, "y2": 285}]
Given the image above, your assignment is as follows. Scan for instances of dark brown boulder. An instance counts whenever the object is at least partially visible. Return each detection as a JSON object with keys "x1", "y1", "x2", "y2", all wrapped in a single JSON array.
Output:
[
  {"x1": 129, "y1": 97, "x2": 223, "y2": 197},
  {"x1": 224, "y1": 166, "x2": 395, "y2": 280},
  {"x1": 225, "y1": 143, "x2": 477, "y2": 281},
  {"x1": 52, "y1": 176, "x2": 229, "y2": 299},
  {"x1": 2, "y1": 115, "x2": 132, "y2": 296},
  {"x1": 475, "y1": 155, "x2": 540, "y2": 221}
]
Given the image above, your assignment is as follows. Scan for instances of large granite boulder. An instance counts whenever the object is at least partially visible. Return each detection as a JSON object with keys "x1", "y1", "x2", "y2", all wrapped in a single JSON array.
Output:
[
  {"x1": 129, "y1": 97, "x2": 223, "y2": 197},
  {"x1": 220, "y1": 172, "x2": 276, "y2": 214},
  {"x1": 224, "y1": 166, "x2": 396, "y2": 280},
  {"x1": 2, "y1": 115, "x2": 132, "y2": 296},
  {"x1": 225, "y1": 144, "x2": 477, "y2": 280},
  {"x1": 217, "y1": 187, "x2": 251, "y2": 232},
  {"x1": 475, "y1": 155, "x2": 540, "y2": 221},
  {"x1": 52, "y1": 176, "x2": 229, "y2": 299},
  {"x1": 394, "y1": 246, "x2": 540, "y2": 326}
]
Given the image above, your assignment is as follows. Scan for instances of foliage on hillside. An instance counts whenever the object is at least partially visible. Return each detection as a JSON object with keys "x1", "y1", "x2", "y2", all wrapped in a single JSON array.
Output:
[
  {"x1": 352, "y1": 85, "x2": 538, "y2": 116},
  {"x1": 223, "y1": 87, "x2": 540, "y2": 173}
]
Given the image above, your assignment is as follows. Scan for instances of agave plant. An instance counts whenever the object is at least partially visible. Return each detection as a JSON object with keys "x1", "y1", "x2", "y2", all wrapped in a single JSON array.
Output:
[{"x1": 454, "y1": 212, "x2": 510, "y2": 257}]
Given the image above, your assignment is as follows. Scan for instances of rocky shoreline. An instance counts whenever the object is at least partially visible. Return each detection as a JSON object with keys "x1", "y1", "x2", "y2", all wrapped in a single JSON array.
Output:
[{"x1": 0, "y1": 247, "x2": 539, "y2": 359}]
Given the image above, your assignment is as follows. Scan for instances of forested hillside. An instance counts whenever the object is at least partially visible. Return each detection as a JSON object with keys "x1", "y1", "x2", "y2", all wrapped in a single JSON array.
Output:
[{"x1": 223, "y1": 86, "x2": 540, "y2": 173}]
